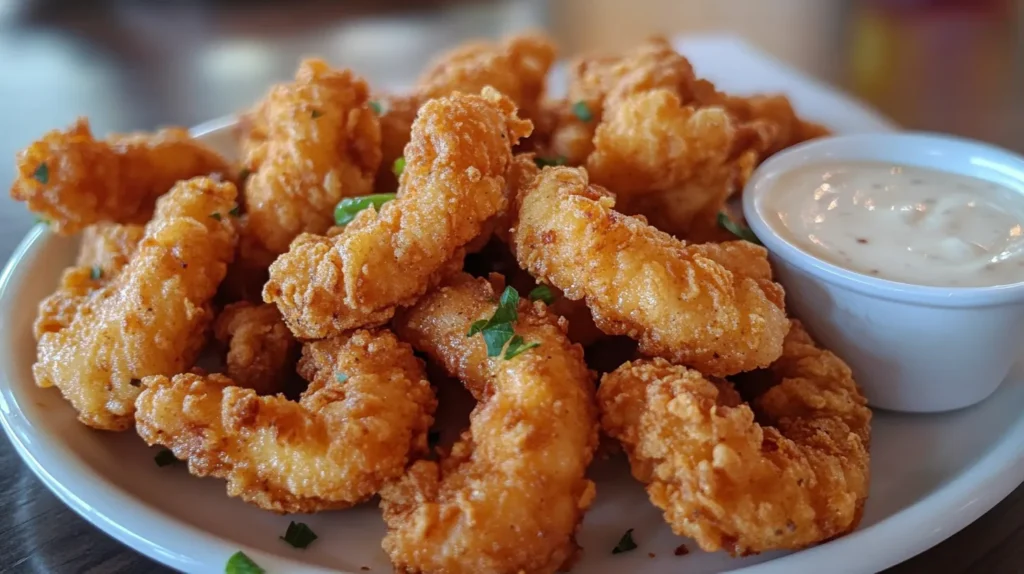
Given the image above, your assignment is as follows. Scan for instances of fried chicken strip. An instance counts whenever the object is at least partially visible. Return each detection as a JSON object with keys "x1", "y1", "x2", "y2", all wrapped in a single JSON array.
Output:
[
  {"x1": 374, "y1": 32, "x2": 556, "y2": 192},
  {"x1": 33, "y1": 177, "x2": 238, "y2": 430},
  {"x1": 545, "y1": 37, "x2": 699, "y2": 165},
  {"x1": 10, "y1": 118, "x2": 231, "y2": 234},
  {"x1": 239, "y1": 58, "x2": 381, "y2": 262},
  {"x1": 384, "y1": 273, "x2": 598, "y2": 574},
  {"x1": 33, "y1": 223, "x2": 146, "y2": 341},
  {"x1": 135, "y1": 329, "x2": 436, "y2": 513},
  {"x1": 213, "y1": 302, "x2": 298, "y2": 395},
  {"x1": 264, "y1": 87, "x2": 532, "y2": 338},
  {"x1": 512, "y1": 166, "x2": 788, "y2": 376},
  {"x1": 597, "y1": 320, "x2": 871, "y2": 555}
]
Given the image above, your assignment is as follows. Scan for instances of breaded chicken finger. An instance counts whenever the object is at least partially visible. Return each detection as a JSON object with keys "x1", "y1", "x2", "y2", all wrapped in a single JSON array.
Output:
[
  {"x1": 33, "y1": 177, "x2": 238, "y2": 430},
  {"x1": 512, "y1": 166, "x2": 788, "y2": 376},
  {"x1": 384, "y1": 273, "x2": 599, "y2": 574},
  {"x1": 213, "y1": 302, "x2": 298, "y2": 395},
  {"x1": 10, "y1": 118, "x2": 231, "y2": 234},
  {"x1": 264, "y1": 87, "x2": 532, "y2": 338},
  {"x1": 135, "y1": 329, "x2": 436, "y2": 513},
  {"x1": 597, "y1": 320, "x2": 871, "y2": 555}
]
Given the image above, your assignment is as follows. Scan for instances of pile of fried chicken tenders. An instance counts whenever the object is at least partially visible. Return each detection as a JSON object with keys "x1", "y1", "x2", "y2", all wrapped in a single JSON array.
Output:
[{"x1": 11, "y1": 33, "x2": 871, "y2": 574}]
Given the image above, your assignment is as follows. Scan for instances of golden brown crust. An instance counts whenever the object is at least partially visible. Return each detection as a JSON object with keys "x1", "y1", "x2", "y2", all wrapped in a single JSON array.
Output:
[
  {"x1": 213, "y1": 302, "x2": 298, "y2": 395},
  {"x1": 597, "y1": 321, "x2": 871, "y2": 556},
  {"x1": 512, "y1": 166, "x2": 788, "y2": 376},
  {"x1": 134, "y1": 329, "x2": 436, "y2": 513},
  {"x1": 374, "y1": 32, "x2": 556, "y2": 193},
  {"x1": 384, "y1": 273, "x2": 598, "y2": 574},
  {"x1": 10, "y1": 118, "x2": 231, "y2": 235},
  {"x1": 33, "y1": 176, "x2": 238, "y2": 430},
  {"x1": 264, "y1": 88, "x2": 532, "y2": 339},
  {"x1": 239, "y1": 59, "x2": 382, "y2": 259}
]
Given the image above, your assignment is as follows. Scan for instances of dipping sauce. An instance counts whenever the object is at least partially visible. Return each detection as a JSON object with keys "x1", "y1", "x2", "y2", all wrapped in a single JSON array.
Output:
[{"x1": 764, "y1": 161, "x2": 1024, "y2": 287}]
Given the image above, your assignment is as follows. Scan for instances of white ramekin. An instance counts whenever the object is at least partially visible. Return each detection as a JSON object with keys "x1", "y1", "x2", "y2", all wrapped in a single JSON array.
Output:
[{"x1": 743, "y1": 132, "x2": 1024, "y2": 413}]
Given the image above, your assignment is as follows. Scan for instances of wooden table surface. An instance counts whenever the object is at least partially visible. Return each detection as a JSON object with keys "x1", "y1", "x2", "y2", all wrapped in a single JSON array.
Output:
[{"x1": 0, "y1": 1, "x2": 1022, "y2": 573}]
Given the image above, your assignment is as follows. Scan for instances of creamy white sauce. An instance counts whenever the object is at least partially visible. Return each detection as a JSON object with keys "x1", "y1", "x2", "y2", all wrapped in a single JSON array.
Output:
[{"x1": 764, "y1": 161, "x2": 1024, "y2": 287}]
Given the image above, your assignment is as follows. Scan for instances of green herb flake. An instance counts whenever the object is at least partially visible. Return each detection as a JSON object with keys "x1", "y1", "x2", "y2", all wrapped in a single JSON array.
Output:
[
  {"x1": 311, "y1": 109, "x2": 324, "y2": 119},
  {"x1": 229, "y1": 205, "x2": 241, "y2": 217},
  {"x1": 392, "y1": 157, "x2": 406, "y2": 178},
  {"x1": 225, "y1": 551, "x2": 265, "y2": 574},
  {"x1": 369, "y1": 100, "x2": 385, "y2": 115},
  {"x1": 612, "y1": 528, "x2": 638, "y2": 554},
  {"x1": 90, "y1": 266, "x2": 103, "y2": 281},
  {"x1": 32, "y1": 163, "x2": 49, "y2": 184},
  {"x1": 34, "y1": 216, "x2": 49, "y2": 226},
  {"x1": 465, "y1": 286, "x2": 525, "y2": 356},
  {"x1": 334, "y1": 193, "x2": 397, "y2": 227},
  {"x1": 482, "y1": 322, "x2": 515, "y2": 357},
  {"x1": 280, "y1": 521, "x2": 318, "y2": 549},
  {"x1": 571, "y1": 100, "x2": 594, "y2": 122},
  {"x1": 533, "y1": 156, "x2": 567, "y2": 168},
  {"x1": 503, "y1": 335, "x2": 540, "y2": 360},
  {"x1": 717, "y1": 212, "x2": 762, "y2": 245},
  {"x1": 528, "y1": 285, "x2": 554, "y2": 305},
  {"x1": 154, "y1": 448, "x2": 178, "y2": 467},
  {"x1": 210, "y1": 212, "x2": 223, "y2": 221},
  {"x1": 335, "y1": 372, "x2": 349, "y2": 383}
]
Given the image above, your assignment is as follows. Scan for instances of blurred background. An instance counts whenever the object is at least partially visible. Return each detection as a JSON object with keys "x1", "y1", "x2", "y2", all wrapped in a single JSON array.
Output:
[{"x1": 0, "y1": 0, "x2": 1020, "y2": 250}]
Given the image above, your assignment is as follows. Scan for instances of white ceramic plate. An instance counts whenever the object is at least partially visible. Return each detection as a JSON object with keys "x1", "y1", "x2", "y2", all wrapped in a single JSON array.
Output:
[{"x1": 3, "y1": 36, "x2": 1024, "y2": 574}]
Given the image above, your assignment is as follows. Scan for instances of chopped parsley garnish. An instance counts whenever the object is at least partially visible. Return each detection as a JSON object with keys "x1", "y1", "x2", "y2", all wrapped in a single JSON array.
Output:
[
  {"x1": 392, "y1": 156, "x2": 406, "y2": 178},
  {"x1": 503, "y1": 335, "x2": 540, "y2": 360},
  {"x1": 612, "y1": 528, "x2": 638, "y2": 554},
  {"x1": 34, "y1": 216, "x2": 49, "y2": 225},
  {"x1": 571, "y1": 100, "x2": 594, "y2": 122},
  {"x1": 229, "y1": 205, "x2": 241, "y2": 217},
  {"x1": 528, "y1": 285, "x2": 554, "y2": 305},
  {"x1": 334, "y1": 193, "x2": 396, "y2": 226},
  {"x1": 32, "y1": 163, "x2": 49, "y2": 184},
  {"x1": 90, "y1": 266, "x2": 102, "y2": 280},
  {"x1": 335, "y1": 372, "x2": 349, "y2": 383},
  {"x1": 466, "y1": 286, "x2": 540, "y2": 359},
  {"x1": 154, "y1": 448, "x2": 178, "y2": 467},
  {"x1": 210, "y1": 212, "x2": 223, "y2": 221},
  {"x1": 311, "y1": 109, "x2": 324, "y2": 119},
  {"x1": 717, "y1": 212, "x2": 762, "y2": 245},
  {"x1": 280, "y1": 521, "x2": 318, "y2": 549},
  {"x1": 534, "y1": 156, "x2": 566, "y2": 168},
  {"x1": 225, "y1": 551, "x2": 264, "y2": 573},
  {"x1": 369, "y1": 100, "x2": 386, "y2": 115}
]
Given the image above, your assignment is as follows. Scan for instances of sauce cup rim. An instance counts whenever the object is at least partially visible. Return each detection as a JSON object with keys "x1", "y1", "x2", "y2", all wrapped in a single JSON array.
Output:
[{"x1": 742, "y1": 131, "x2": 1024, "y2": 308}]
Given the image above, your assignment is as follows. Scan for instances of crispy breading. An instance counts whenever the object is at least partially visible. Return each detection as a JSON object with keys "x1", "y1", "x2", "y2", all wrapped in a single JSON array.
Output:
[
  {"x1": 134, "y1": 329, "x2": 436, "y2": 513},
  {"x1": 9, "y1": 118, "x2": 231, "y2": 234},
  {"x1": 74, "y1": 223, "x2": 146, "y2": 276},
  {"x1": 586, "y1": 90, "x2": 735, "y2": 194},
  {"x1": 213, "y1": 302, "x2": 298, "y2": 395},
  {"x1": 546, "y1": 37, "x2": 698, "y2": 165},
  {"x1": 384, "y1": 273, "x2": 598, "y2": 574},
  {"x1": 35, "y1": 222, "x2": 147, "y2": 340},
  {"x1": 33, "y1": 177, "x2": 238, "y2": 430},
  {"x1": 597, "y1": 321, "x2": 871, "y2": 555},
  {"x1": 374, "y1": 33, "x2": 556, "y2": 193},
  {"x1": 512, "y1": 167, "x2": 788, "y2": 376},
  {"x1": 238, "y1": 58, "x2": 381, "y2": 259},
  {"x1": 264, "y1": 88, "x2": 532, "y2": 339}
]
